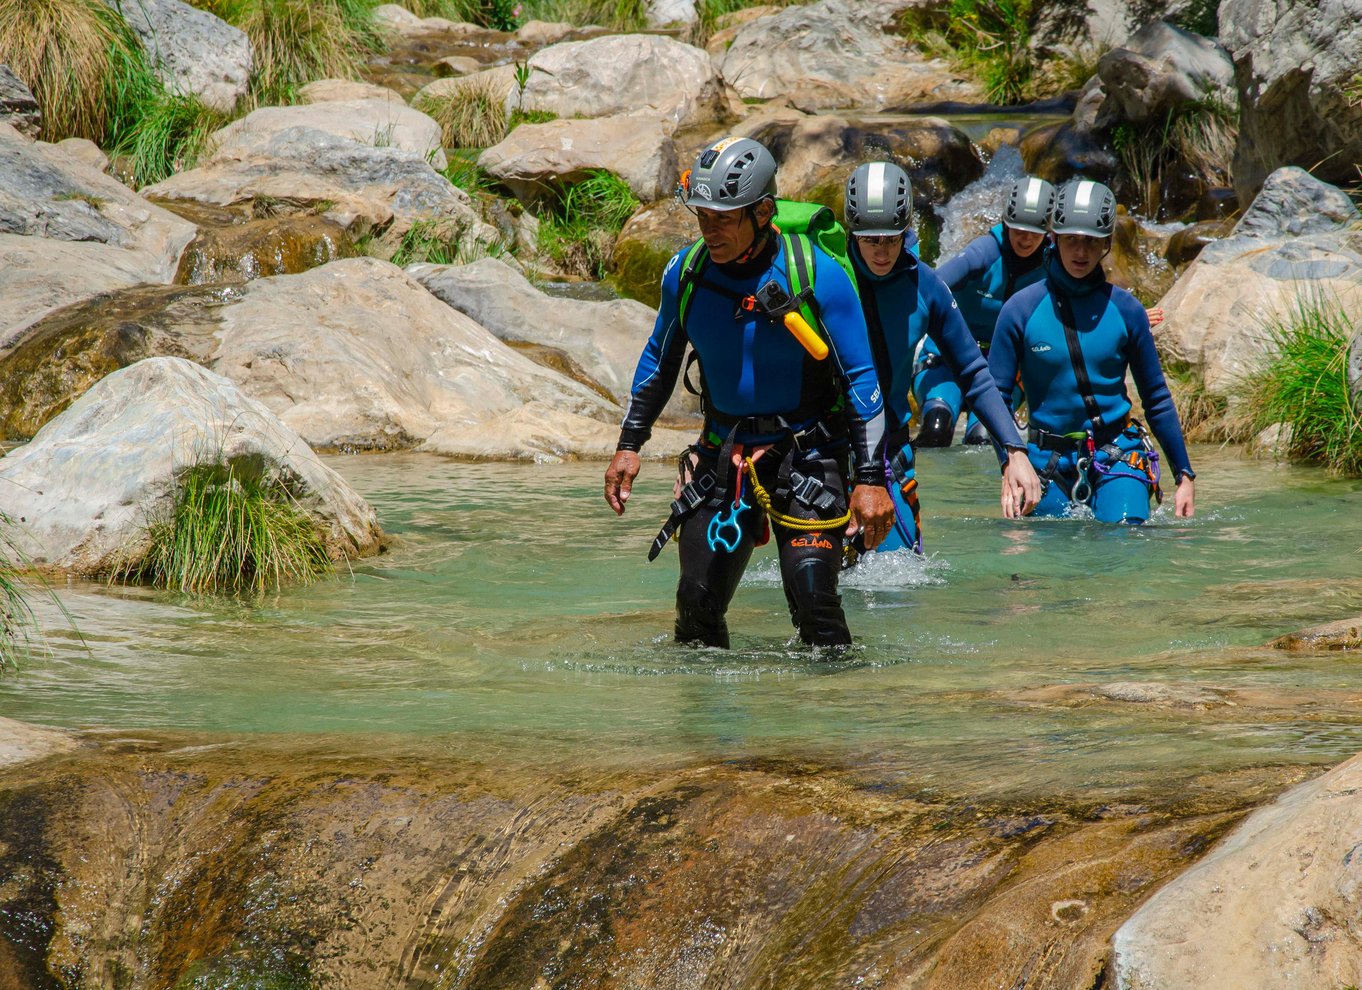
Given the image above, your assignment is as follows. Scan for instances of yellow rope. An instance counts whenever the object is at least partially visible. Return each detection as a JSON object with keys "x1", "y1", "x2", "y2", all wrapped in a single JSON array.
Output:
[{"x1": 742, "y1": 458, "x2": 851, "y2": 532}]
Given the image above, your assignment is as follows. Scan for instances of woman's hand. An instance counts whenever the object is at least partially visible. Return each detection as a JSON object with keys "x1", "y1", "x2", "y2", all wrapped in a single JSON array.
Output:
[{"x1": 1174, "y1": 474, "x2": 1195, "y2": 518}]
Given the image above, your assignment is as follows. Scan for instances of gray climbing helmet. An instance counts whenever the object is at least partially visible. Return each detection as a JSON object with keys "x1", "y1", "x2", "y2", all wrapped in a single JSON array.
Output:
[
  {"x1": 682, "y1": 137, "x2": 777, "y2": 211},
  {"x1": 1050, "y1": 178, "x2": 1117, "y2": 237},
  {"x1": 1004, "y1": 176, "x2": 1057, "y2": 234},
  {"x1": 844, "y1": 161, "x2": 913, "y2": 236}
]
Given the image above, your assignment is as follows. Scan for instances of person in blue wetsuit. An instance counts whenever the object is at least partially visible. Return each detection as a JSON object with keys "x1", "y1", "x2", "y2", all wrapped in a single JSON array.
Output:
[
  {"x1": 843, "y1": 161, "x2": 1041, "y2": 554},
  {"x1": 920, "y1": 176, "x2": 1056, "y2": 446},
  {"x1": 603, "y1": 137, "x2": 894, "y2": 648},
  {"x1": 989, "y1": 179, "x2": 1197, "y2": 523}
]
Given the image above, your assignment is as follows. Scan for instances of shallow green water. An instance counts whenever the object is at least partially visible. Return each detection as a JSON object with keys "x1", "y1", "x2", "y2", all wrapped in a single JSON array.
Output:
[{"x1": 5, "y1": 445, "x2": 1362, "y2": 800}]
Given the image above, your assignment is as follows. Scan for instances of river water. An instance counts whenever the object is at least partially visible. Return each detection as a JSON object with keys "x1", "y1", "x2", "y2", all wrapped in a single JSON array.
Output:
[{"x1": 5, "y1": 444, "x2": 1361, "y2": 806}]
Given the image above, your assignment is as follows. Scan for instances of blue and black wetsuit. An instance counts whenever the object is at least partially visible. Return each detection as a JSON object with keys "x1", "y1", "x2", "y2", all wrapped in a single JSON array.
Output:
[
  {"x1": 850, "y1": 237, "x2": 1025, "y2": 551},
  {"x1": 619, "y1": 233, "x2": 887, "y2": 647},
  {"x1": 917, "y1": 224, "x2": 1047, "y2": 443},
  {"x1": 988, "y1": 255, "x2": 1194, "y2": 523}
]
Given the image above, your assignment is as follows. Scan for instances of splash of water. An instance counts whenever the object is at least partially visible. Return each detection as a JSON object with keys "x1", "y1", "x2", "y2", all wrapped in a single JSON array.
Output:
[{"x1": 935, "y1": 146, "x2": 1026, "y2": 260}]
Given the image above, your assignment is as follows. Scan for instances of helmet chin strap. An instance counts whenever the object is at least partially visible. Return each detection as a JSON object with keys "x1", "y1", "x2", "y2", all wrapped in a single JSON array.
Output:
[{"x1": 731, "y1": 204, "x2": 773, "y2": 265}]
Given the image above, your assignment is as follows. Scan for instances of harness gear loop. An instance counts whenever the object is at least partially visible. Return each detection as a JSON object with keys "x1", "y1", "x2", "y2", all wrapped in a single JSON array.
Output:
[{"x1": 742, "y1": 457, "x2": 852, "y2": 532}]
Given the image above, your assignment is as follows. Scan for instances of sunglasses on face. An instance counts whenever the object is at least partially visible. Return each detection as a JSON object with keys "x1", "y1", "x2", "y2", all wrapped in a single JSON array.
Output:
[{"x1": 856, "y1": 234, "x2": 903, "y2": 246}]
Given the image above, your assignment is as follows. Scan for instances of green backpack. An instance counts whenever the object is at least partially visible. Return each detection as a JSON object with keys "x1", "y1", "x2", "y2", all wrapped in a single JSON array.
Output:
[{"x1": 675, "y1": 199, "x2": 858, "y2": 342}]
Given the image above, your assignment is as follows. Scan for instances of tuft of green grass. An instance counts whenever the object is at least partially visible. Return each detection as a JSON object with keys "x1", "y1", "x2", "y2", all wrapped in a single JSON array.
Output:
[
  {"x1": 113, "y1": 460, "x2": 334, "y2": 596},
  {"x1": 0, "y1": 513, "x2": 37, "y2": 672},
  {"x1": 391, "y1": 219, "x2": 469, "y2": 264},
  {"x1": 110, "y1": 91, "x2": 232, "y2": 187},
  {"x1": 515, "y1": 0, "x2": 647, "y2": 31},
  {"x1": 537, "y1": 169, "x2": 638, "y2": 279},
  {"x1": 1236, "y1": 294, "x2": 1362, "y2": 476},
  {"x1": 442, "y1": 153, "x2": 498, "y2": 194},
  {"x1": 0, "y1": 0, "x2": 164, "y2": 145},
  {"x1": 508, "y1": 107, "x2": 558, "y2": 131},
  {"x1": 413, "y1": 72, "x2": 510, "y2": 149},
  {"x1": 898, "y1": 0, "x2": 1034, "y2": 105},
  {"x1": 194, "y1": 0, "x2": 383, "y2": 105},
  {"x1": 1113, "y1": 96, "x2": 1235, "y2": 218}
]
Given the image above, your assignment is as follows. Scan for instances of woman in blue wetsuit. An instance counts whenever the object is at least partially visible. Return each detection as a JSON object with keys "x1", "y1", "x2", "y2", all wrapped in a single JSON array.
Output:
[
  {"x1": 843, "y1": 161, "x2": 1041, "y2": 553},
  {"x1": 917, "y1": 176, "x2": 1056, "y2": 446},
  {"x1": 604, "y1": 138, "x2": 894, "y2": 647},
  {"x1": 989, "y1": 179, "x2": 1196, "y2": 522}
]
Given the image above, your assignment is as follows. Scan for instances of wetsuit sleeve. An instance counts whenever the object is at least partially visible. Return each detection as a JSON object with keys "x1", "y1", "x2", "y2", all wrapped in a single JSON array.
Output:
[
  {"x1": 987, "y1": 296, "x2": 1028, "y2": 468},
  {"x1": 1119, "y1": 296, "x2": 1194, "y2": 479},
  {"x1": 817, "y1": 253, "x2": 887, "y2": 485},
  {"x1": 923, "y1": 268, "x2": 1024, "y2": 449},
  {"x1": 935, "y1": 233, "x2": 998, "y2": 290},
  {"x1": 617, "y1": 253, "x2": 689, "y2": 452}
]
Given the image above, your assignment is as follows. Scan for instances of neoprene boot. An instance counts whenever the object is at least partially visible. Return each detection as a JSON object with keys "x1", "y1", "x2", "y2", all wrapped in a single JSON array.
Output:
[
  {"x1": 963, "y1": 419, "x2": 990, "y2": 445},
  {"x1": 915, "y1": 400, "x2": 955, "y2": 447}
]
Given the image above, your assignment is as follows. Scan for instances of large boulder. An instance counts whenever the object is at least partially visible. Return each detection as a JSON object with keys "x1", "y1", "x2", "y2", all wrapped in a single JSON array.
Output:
[
  {"x1": 1220, "y1": 0, "x2": 1362, "y2": 201},
  {"x1": 105, "y1": 0, "x2": 252, "y2": 113},
  {"x1": 143, "y1": 125, "x2": 498, "y2": 252},
  {"x1": 1230, "y1": 165, "x2": 1362, "y2": 240},
  {"x1": 1113, "y1": 750, "x2": 1362, "y2": 989},
  {"x1": 612, "y1": 198, "x2": 696, "y2": 307},
  {"x1": 740, "y1": 111, "x2": 984, "y2": 213},
  {"x1": 297, "y1": 79, "x2": 406, "y2": 104},
  {"x1": 0, "y1": 357, "x2": 381, "y2": 575},
  {"x1": 1096, "y1": 20, "x2": 1236, "y2": 127},
  {"x1": 1019, "y1": 119, "x2": 1120, "y2": 187},
  {"x1": 410, "y1": 257, "x2": 698, "y2": 424},
  {"x1": 705, "y1": 6, "x2": 782, "y2": 57},
  {"x1": 1031, "y1": 0, "x2": 1204, "y2": 58},
  {"x1": 478, "y1": 112, "x2": 677, "y2": 204},
  {"x1": 0, "y1": 124, "x2": 197, "y2": 353},
  {"x1": 207, "y1": 99, "x2": 446, "y2": 171},
  {"x1": 721, "y1": 0, "x2": 981, "y2": 110},
  {"x1": 0, "y1": 64, "x2": 40, "y2": 138},
  {"x1": 516, "y1": 35, "x2": 732, "y2": 128},
  {"x1": 646, "y1": 0, "x2": 696, "y2": 25},
  {"x1": 209, "y1": 258, "x2": 622, "y2": 456},
  {"x1": 1156, "y1": 227, "x2": 1362, "y2": 394}
]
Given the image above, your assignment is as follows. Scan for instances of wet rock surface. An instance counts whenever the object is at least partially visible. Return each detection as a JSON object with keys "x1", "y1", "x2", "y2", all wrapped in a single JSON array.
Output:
[
  {"x1": 1271, "y1": 616, "x2": 1362, "y2": 651},
  {"x1": 0, "y1": 65, "x2": 40, "y2": 139},
  {"x1": 612, "y1": 197, "x2": 696, "y2": 307},
  {"x1": 0, "y1": 730, "x2": 1306, "y2": 990},
  {"x1": 1096, "y1": 20, "x2": 1236, "y2": 128},
  {"x1": 0, "y1": 357, "x2": 381, "y2": 574}
]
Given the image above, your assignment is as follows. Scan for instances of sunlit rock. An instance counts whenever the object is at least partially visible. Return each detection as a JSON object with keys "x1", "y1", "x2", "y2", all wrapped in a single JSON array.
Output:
[
  {"x1": 612, "y1": 197, "x2": 696, "y2": 307},
  {"x1": 1270, "y1": 616, "x2": 1362, "y2": 651},
  {"x1": 1095, "y1": 20, "x2": 1235, "y2": 128},
  {"x1": 721, "y1": 0, "x2": 981, "y2": 110},
  {"x1": 297, "y1": 79, "x2": 406, "y2": 105},
  {"x1": 517, "y1": 35, "x2": 733, "y2": 128},
  {"x1": 104, "y1": 0, "x2": 252, "y2": 113},
  {"x1": 1231, "y1": 166, "x2": 1361, "y2": 241},
  {"x1": 411, "y1": 256, "x2": 699, "y2": 423},
  {"x1": 0, "y1": 718, "x2": 77, "y2": 770},
  {"x1": 704, "y1": 5, "x2": 780, "y2": 57},
  {"x1": 515, "y1": 19, "x2": 577, "y2": 44},
  {"x1": 0, "y1": 64, "x2": 40, "y2": 138},
  {"x1": 206, "y1": 99, "x2": 446, "y2": 170},
  {"x1": 0, "y1": 356, "x2": 381, "y2": 574},
  {"x1": 0, "y1": 124, "x2": 197, "y2": 353},
  {"x1": 478, "y1": 111, "x2": 677, "y2": 204},
  {"x1": 1114, "y1": 750, "x2": 1362, "y2": 989},
  {"x1": 1221, "y1": 0, "x2": 1362, "y2": 201}
]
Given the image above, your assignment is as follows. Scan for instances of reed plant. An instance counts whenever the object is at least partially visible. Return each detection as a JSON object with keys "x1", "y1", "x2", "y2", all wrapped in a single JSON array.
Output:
[
  {"x1": 0, "y1": 513, "x2": 36, "y2": 672},
  {"x1": 114, "y1": 460, "x2": 333, "y2": 595},
  {"x1": 110, "y1": 91, "x2": 233, "y2": 187},
  {"x1": 1235, "y1": 294, "x2": 1362, "y2": 477},
  {"x1": 537, "y1": 169, "x2": 638, "y2": 279}
]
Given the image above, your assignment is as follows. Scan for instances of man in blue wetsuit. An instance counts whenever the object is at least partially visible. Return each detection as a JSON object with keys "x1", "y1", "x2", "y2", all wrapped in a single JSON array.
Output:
[
  {"x1": 603, "y1": 137, "x2": 894, "y2": 648},
  {"x1": 989, "y1": 179, "x2": 1197, "y2": 522},
  {"x1": 919, "y1": 176, "x2": 1056, "y2": 446},
  {"x1": 843, "y1": 161, "x2": 1041, "y2": 552}
]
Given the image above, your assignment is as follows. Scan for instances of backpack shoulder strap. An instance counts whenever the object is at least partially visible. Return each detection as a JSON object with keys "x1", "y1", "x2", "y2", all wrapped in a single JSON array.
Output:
[
  {"x1": 782, "y1": 231, "x2": 824, "y2": 342},
  {"x1": 676, "y1": 239, "x2": 709, "y2": 331}
]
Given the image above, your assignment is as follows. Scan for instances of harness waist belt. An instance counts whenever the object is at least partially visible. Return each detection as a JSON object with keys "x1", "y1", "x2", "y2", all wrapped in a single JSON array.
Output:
[
  {"x1": 1029, "y1": 420, "x2": 1128, "y2": 452},
  {"x1": 706, "y1": 411, "x2": 844, "y2": 451}
]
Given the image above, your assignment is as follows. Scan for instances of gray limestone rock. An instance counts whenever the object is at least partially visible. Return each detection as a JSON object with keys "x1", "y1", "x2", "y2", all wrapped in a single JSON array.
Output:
[
  {"x1": 1096, "y1": 20, "x2": 1235, "y2": 126},
  {"x1": 1219, "y1": 0, "x2": 1362, "y2": 200},
  {"x1": 0, "y1": 356, "x2": 382, "y2": 575},
  {"x1": 1231, "y1": 166, "x2": 1362, "y2": 240},
  {"x1": 104, "y1": 0, "x2": 252, "y2": 112},
  {"x1": 0, "y1": 65, "x2": 40, "y2": 138}
]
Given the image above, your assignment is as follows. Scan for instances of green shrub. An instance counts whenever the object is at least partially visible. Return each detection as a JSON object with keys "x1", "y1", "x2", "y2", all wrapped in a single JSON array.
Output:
[
  {"x1": 1237, "y1": 295, "x2": 1362, "y2": 476},
  {"x1": 413, "y1": 73, "x2": 511, "y2": 149},
  {"x1": 0, "y1": 514, "x2": 36, "y2": 671},
  {"x1": 114, "y1": 460, "x2": 334, "y2": 595},
  {"x1": 515, "y1": 0, "x2": 647, "y2": 31},
  {"x1": 537, "y1": 169, "x2": 638, "y2": 279},
  {"x1": 899, "y1": 0, "x2": 1034, "y2": 105}
]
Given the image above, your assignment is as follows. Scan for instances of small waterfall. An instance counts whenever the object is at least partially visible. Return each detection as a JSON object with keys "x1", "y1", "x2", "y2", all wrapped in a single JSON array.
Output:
[{"x1": 934, "y1": 146, "x2": 1026, "y2": 261}]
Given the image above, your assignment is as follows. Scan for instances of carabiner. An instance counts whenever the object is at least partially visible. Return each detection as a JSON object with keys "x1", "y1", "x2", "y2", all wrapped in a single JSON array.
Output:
[{"x1": 707, "y1": 497, "x2": 749, "y2": 553}]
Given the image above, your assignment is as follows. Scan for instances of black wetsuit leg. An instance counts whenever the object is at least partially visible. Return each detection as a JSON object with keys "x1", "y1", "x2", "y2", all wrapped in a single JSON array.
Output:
[
  {"x1": 767, "y1": 453, "x2": 852, "y2": 647},
  {"x1": 674, "y1": 457, "x2": 758, "y2": 649}
]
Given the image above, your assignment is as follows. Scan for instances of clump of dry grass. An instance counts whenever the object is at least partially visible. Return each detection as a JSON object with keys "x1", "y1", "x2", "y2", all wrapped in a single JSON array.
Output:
[{"x1": 413, "y1": 72, "x2": 512, "y2": 148}]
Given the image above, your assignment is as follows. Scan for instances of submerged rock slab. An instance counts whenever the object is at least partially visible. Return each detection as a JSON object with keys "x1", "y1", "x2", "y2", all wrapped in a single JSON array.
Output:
[
  {"x1": 0, "y1": 357, "x2": 381, "y2": 574},
  {"x1": 0, "y1": 718, "x2": 78, "y2": 769},
  {"x1": 1271, "y1": 616, "x2": 1362, "y2": 651},
  {"x1": 1114, "y1": 753, "x2": 1362, "y2": 989},
  {"x1": 0, "y1": 734, "x2": 1292, "y2": 990}
]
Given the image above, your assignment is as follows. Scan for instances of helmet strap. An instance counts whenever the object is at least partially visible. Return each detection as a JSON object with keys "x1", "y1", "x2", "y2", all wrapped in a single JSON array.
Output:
[{"x1": 731, "y1": 203, "x2": 774, "y2": 265}]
